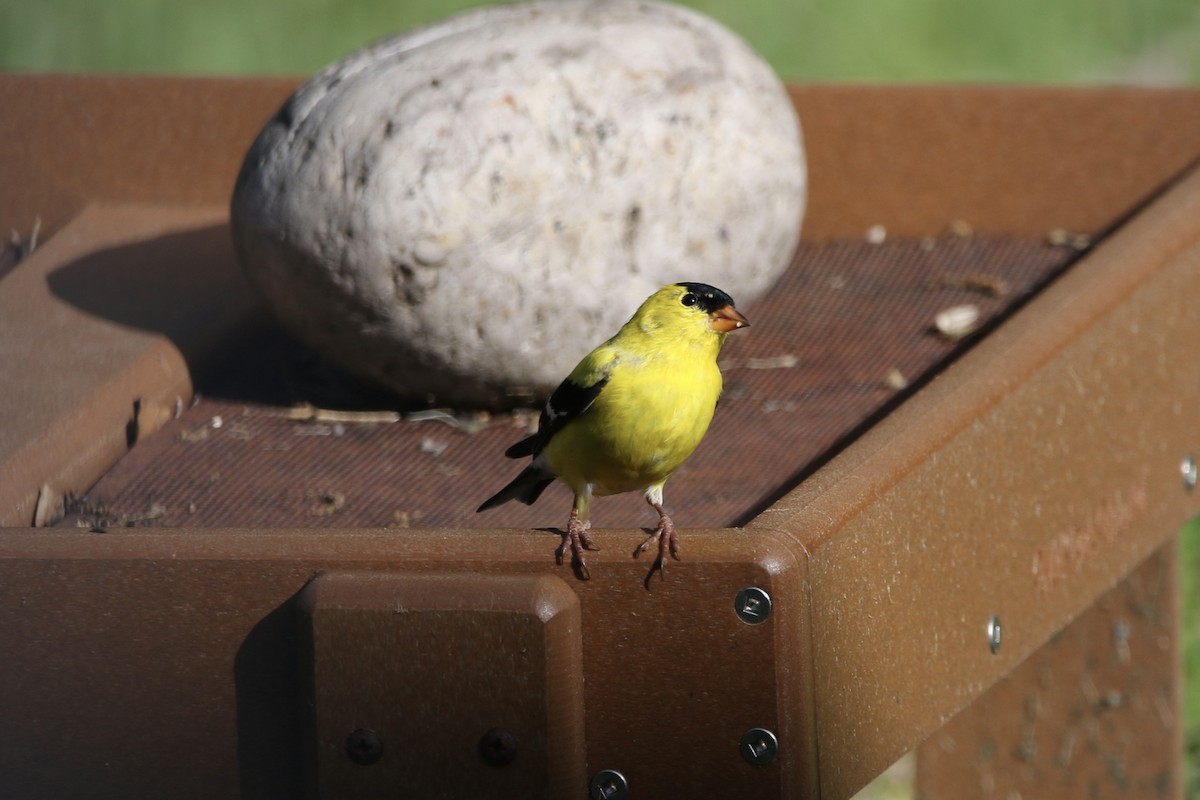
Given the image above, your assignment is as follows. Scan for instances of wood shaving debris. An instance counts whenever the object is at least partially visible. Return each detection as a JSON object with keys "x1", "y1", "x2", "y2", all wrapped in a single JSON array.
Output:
[
  {"x1": 1046, "y1": 228, "x2": 1092, "y2": 250},
  {"x1": 510, "y1": 407, "x2": 539, "y2": 435},
  {"x1": 33, "y1": 483, "x2": 63, "y2": 528},
  {"x1": 724, "y1": 354, "x2": 798, "y2": 371},
  {"x1": 389, "y1": 509, "x2": 425, "y2": 528},
  {"x1": 6, "y1": 217, "x2": 40, "y2": 263},
  {"x1": 227, "y1": 422, "x2": 254, "y2": 440},
  {"x1": 286, "y1": 404, "x2": 489, "y2": 434},
  {"x1": 886, "y1": 368, "x2": 909, "y2": 390},
  {"x1": 294, "y1": 424, "x2": 345, "y2": 437},
  {"x1": 87, "y1": 502, "x2": 167, "y2": 530},
  {"x1": 286, "y1": 404, "x2": 401, "y2": 424},
  {"x1": 406, "y1": 408, "x2": 491, "y2": 434},
  {"x1": 420, "y1": 437, "x2": 448, "y2": 456},
  {"x1": 934, "y1": 304, "x2": 981, "y2": 341},
  {"x1": 179, "y1": 425, "x2": 210, "y2": 443},
  {"x1": 138, "y1": 503, "x2": 168, "y2": 523}
]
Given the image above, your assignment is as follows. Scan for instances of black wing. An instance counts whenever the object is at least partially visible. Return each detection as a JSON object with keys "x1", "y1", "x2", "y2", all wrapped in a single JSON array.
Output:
[{"x1": 504, "y1": 373, "x2": 610, "y2": 459}]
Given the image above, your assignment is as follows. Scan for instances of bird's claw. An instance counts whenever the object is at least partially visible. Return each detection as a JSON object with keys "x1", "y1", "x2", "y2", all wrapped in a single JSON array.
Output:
[
  {"x1": 558, "y1": 517, "x2": 598, "y2": 580},
  {"x1": 634, "y1": 514, "x2": 679, "y2": 586}
]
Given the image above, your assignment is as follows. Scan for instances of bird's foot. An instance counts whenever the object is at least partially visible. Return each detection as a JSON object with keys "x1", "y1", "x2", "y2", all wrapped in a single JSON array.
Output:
[
  {"x1": 633, "y1": 513, "x2": 679, "y2": 585},
  {"x1": 556, "y1": 513, "x2": 598, "y2": 580}
]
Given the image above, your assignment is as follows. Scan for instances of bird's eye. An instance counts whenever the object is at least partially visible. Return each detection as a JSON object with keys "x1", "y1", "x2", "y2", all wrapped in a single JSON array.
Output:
[{"x1": 681, "y1": 293, "x2": 698, "y2": 307}]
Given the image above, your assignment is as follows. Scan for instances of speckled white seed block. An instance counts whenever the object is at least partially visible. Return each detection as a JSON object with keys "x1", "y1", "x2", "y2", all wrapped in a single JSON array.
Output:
[{"x1": 231, "y1": 0, "x2": 806, "y2": 407}]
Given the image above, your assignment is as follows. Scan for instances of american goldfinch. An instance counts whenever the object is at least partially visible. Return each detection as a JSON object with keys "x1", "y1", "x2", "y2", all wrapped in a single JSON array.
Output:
[{"x1": 477, "y1": 282, "x2": 749, "y2": 580}]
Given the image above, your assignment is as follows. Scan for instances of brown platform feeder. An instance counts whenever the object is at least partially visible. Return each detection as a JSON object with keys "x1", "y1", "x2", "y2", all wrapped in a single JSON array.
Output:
[{"x1": 1, "y1": 75, "x2": 1198, "y2": 799}]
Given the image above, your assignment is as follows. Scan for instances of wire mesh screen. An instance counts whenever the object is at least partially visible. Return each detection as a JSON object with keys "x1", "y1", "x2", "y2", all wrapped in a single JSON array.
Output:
[{"x1": 59, "y1": 234, "x2": 1080, "y2": 533}]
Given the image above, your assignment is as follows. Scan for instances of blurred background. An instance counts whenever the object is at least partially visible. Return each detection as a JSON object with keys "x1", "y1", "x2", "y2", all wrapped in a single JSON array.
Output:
[
  {"x1": 1, "y1": 0, "x2": 1197, "y2": 797},
  {"x1": 2, "y1": 0, "x2": 1200, "y2": 84}
]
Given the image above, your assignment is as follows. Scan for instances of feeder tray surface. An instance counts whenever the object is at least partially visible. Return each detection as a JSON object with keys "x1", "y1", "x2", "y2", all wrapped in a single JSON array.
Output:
[{"x1": 59, "y1": 236, "x2": 1079, "y2": 532}]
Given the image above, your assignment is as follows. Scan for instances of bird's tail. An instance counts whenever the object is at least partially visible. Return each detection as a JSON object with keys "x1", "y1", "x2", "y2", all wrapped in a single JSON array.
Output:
[{"x1": 477, "y1": 466, "x2": 555, "y2": 512}]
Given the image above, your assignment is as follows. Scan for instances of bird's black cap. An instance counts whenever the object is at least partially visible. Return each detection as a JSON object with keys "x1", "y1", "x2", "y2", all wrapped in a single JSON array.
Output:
[{"x1": 675, "y1": 282, "x2": 737, "y2": 314}]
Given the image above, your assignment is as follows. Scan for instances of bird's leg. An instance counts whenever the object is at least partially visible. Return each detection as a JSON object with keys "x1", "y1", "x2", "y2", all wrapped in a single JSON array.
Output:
[
  {"x1": 557, "y1": 491, "x2": 598, "y2": 580},
  {"x1": 634, "y1": 487, "x2": 679, "y2": 581}
]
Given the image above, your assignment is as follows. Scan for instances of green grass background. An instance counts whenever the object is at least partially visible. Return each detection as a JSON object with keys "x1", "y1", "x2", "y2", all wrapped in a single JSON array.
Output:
[
  {"x1": 2, "y1": 0, "x2": 1198, "y2": 796},
  {"x1": 3, "y1": 0, "x2": 1200, "y2": 82},
  {"x1": 1183, "y1": 516, "x2": 1200, "y2": 799}
]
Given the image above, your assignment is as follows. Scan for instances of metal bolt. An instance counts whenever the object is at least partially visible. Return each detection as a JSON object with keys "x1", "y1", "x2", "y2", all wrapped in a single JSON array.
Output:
[
  {"x1": 987, "y1": 615, "x2": 1002, "y2": 654},
  {"x1": 1182, "y1": 454, "x2": 1197, "y2": 492},
  {"x1": 479, "y1": 728, "x2": 517, "y2": 766},
  {"x1": 734, "y1": 586, "x2": 772, "y2": 624},
  {"x1": 345, "y1": 728, "x2": 383, "y2": 766},
  {"x1": 589, "y1": 768, "x2": 628, "y2": 800},
  {"x1": 739, "y1": 727, "x2": 779, "y2": 765}
]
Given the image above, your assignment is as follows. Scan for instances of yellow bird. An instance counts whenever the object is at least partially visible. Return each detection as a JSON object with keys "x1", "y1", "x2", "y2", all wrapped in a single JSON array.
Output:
[{"x1": 477, "y1": 282, "x2": 749, "y2": 580}]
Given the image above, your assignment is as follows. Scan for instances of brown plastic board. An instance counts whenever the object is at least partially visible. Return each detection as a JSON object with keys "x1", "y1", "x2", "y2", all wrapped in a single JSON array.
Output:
[
  {"x1": 749, "y1": 162, "x2": 1200, "y2": 796},
  {"x1": 792, "y1": 84, "x2": 1200, "y2": 239},
  {"x1": 0, "y1": 204, "x2": 250, "y2": 527},
  {"x1": 1, "y1": 77, "x2": 1199, "y2": 799},
  {"x1": 0, "y1": 75, "x2": 297, "y2": 243},
  {"x1": 916, "y1": 542, "x2": 1180, "y2": 799},
  {"x1": 4, "y1": 76, "x2": 1200, "y2": 241},
  {"x1": 0, "y1": 526, "x2": 810, "y2": 799},
  {"x1": 301, "y1": 572, "x2": 586, "y2": 798}
]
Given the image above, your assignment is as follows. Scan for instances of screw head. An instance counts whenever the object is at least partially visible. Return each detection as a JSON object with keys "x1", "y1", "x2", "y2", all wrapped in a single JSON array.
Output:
[
  {"x1": 734, "y1": 586, "x2": 772, "y2": 624},
  {"x1": 1182, "y1": 454, "x2": 1197, "y2": 492},
  {"x1": 739, "y1": 727, "x2": 779, "y2": 765},
  {"x1": 345, "y1": 728, "x2": 383, "y2": 766},
  {"x1": 589, "y1": 768, "x2": 628, "y2": 800},
  {"x1": 987, "y1": 615, "x2": 1002, "y2": 654},
  {"x1": 479, "y1": 728, "x2": 517, "y2": 767}
]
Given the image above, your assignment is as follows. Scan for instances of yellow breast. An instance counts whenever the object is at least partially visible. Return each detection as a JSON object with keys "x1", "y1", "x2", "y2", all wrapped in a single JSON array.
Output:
[{"x1": 544, "y1": 353, "x2": 722, "y2": 496}]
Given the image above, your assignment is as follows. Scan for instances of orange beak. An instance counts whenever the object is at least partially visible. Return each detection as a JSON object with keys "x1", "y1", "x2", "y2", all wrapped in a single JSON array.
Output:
[{"x1": 710, "y1": 305, "x2": 750, "y2": 333}]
